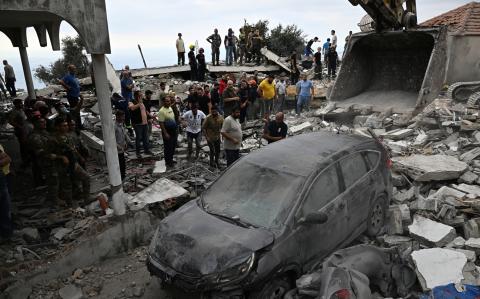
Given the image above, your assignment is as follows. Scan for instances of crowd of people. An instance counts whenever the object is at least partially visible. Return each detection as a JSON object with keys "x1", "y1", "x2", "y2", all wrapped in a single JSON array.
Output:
[{"x1": 177, "y1": 28, "x2": 350, "y2": 82}]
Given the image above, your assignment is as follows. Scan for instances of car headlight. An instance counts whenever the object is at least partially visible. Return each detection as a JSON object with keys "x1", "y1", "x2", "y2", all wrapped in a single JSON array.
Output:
[{"x1": 206, "y1": 253, "x2": 255, "y2": 284}]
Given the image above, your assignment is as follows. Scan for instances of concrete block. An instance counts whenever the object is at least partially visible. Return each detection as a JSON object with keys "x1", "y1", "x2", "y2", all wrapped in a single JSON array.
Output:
[
  {"x1": 387, "y1": 206, "x2": 403, "y2": 235},
  {"x1": 393, "y1": 155, "x2": 468, "y2": 182},
  {"x1": 446, "y1": 236, "x2": 466, "y2": 249},
  {"x1": 410, "y1": 197, "x2": 439, "y2": 212},
  {"x1": 459, "y1": 171, "x2": 479, "y2": 184},
  {"x1": 465, "y1": 238, "x2": 480, "y2": 254},
  {"x1": 393, "y1": 187, "x2": 415, "y2": 204},
  {"x1": 453, "y1": 249, "x2": 476, "y2": 262},
  {"x1": 411, "y1": 248, "x2": 467, "y2": 291},
  {"x1": 463, "y1": 218, "x2": 480, "y2": 239},
  {"x1": 408, "y1": 215, "x2": 456, "y2": 247},
  {"x1": 413, "y1": 131, "x2": 428, "y2": 146}
]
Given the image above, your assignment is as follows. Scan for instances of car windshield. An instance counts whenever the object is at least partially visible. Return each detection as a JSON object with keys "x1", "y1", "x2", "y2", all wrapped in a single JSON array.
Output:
[{"x1": 202, "y1": 161, "x2": 305, "y2": 229}]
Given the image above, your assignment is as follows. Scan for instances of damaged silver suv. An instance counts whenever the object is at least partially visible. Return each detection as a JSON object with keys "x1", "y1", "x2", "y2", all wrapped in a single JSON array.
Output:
[{"x1": 147, "y1": 131, "x2": 392, "y2": 298}]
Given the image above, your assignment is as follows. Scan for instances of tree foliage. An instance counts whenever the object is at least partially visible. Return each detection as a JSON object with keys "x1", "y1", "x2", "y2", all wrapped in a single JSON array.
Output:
[
  {"x1": 269, "y1": 24, "x2": 306, "y2": 57},
  {"x1": 34, "y1": 35, "x2": 90, "y2": 84}
]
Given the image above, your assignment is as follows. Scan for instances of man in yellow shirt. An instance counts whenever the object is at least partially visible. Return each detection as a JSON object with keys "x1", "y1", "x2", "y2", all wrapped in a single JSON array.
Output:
[
  {"x1": 158, "y1": 96, "x2": 178, "y2": 168},
  {"x1": 0, "y1": 144, "x2": 12, "y2": 240},
  {"x1": 257, "y1": 74, "x2": 276, "y2": 119}
]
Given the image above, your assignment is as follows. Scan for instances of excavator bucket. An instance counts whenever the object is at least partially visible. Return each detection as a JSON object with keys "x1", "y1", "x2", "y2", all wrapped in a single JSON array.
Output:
[{"x1": 329, "y1": 27, "x2": 448, "y2": 114}]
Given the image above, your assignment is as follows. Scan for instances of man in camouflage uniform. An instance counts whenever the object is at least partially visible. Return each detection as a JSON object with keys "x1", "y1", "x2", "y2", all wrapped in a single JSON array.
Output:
[
  {"x1": 30, "y1": 117, "x2": 59, "y2": 205},
  {"x1": 67, "y1": 119, "x2": 91, "y2": 205},
  {"x1": 52, "y1": 118, "x2": 75, "y2": 206}
]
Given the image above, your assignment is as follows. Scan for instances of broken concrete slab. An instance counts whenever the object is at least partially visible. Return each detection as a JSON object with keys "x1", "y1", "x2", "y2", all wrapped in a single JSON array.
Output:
[
  {"x1": 152, "y1": 160, "x2": 166, "y2": 174},
  {"x1": 453, "y1": 249, "x2": 476, "y2": 262},
  {"x1": 289, "y1": 122, "x2": 313, "y2": 134},
  {"x1": 129, "y1": 178, "x2": 188, "y2": 206},
  {"x1": 408, "y1": 215, "x2": 456, "y2": 247},
  {"x1": 427, "y1": 186, "x2": 466, "y2": 201},
  {"x1": 393, "y1": 155, "x2": 468, "y2": 182},
  {"x1": 410, "y1": 197, "x2": 439, "y2": 212},
  {"x1": 380, "y1": 128, "x2": 414, "y2": 140},
  {"x1": 452, "y1": 183, "x2": 480, "y2": 197},
  {"x1": 260, "y1": 47, "x2": 291, "y2": 72},
  {"x1": 446, "y1": 236, "x2": 466, "y2": 249},
  {"x1": 460, "y1": 147, "x2": 480, "y2": 163},
  {"x1": 53, "y1": 228, "x2": 73, "y2": 241},
  {"x1": 411, "y1": 248, "x2": 467, "y2": 291}
]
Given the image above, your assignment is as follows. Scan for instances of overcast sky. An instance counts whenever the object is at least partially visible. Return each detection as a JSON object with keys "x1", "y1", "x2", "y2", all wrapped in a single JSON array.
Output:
[{"x1": 0, "y1": 0, "x2": 470, "y2": 89}]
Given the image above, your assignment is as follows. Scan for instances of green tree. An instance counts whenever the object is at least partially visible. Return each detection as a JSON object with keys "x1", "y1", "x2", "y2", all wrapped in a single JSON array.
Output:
[
  {"x1": 269, "y1": 24, "x2": 306, "y2": 57},
  {"x1": 34, "y1": 35, "x2": 89, "y2": 84}
]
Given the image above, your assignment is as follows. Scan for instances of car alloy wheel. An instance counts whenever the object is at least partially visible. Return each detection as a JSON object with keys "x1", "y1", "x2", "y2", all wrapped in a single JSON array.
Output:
[{"x1": 367, "y1": 197, "x2": 385, "y2": 236}]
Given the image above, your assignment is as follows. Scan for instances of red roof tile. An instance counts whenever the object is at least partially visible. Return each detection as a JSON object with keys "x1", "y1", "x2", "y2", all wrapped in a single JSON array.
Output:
[{"x1": 420, "y1": 2, "x2": 480, "y2": 35}]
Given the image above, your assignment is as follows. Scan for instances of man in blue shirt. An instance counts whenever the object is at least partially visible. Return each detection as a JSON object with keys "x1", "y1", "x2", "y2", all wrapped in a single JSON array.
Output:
[
  {"x1": 295, "y1": 74, "x2": 314, "y2": 114},
  {"x1": 120, "y1": 71, "x2": 134, "y2": 101},
  {"x1": 322, "y1": 38, "x2": 331, "y2": 65},
  {"x1": 60, "y1": 64, "x2": 83, "y2": 131}
]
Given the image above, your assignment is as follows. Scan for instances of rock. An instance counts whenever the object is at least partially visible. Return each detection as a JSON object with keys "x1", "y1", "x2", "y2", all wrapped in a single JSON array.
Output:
[
  {"x1": 459, "y1": 171, "x2": 479, "y2": 184},
  {"x1": 387, "y1": 206, "x2": 403, "y2": 235},
  {"x1": 391, "y1": 173, "x2": 407, "y2": 187},
  {"x1": 20, "y1": 227, "x2": 40, "y2": 243},
  {"x1": 72, "y1": 269, "x2": 84, "y2": 280},
  {"x1": 386, "y1": 140, "x2": 410, "y2": 154},
  {"x1": 413, "y1": 131, "x2": 428, "y2": 146},
  {"x1": 465, "y1": 238, "x2": 480, "y2": 254},
  {"x1": 381, "y1": 235, "x2": 413, "y2": 247},
  {"x1": 59, "y1": 284, "x2": 83, "y2": 299},
  {"x1": 408, "y1": 215, "x2": 456, "y2": 247},
  {"x1": 411, "y1": 248, "x2": 467, "y2": 291},
  {"x1": 393, "y1": 155, "x2": 468, "y2": 182}
]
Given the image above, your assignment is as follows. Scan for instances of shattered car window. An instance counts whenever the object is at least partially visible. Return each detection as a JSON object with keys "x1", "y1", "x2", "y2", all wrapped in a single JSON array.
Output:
[{"x1": 202, "y1": 161, "x2": 305, "y2": 228}]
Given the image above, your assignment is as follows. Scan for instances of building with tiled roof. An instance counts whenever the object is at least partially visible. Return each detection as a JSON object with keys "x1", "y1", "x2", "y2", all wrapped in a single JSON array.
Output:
[
  {"x1": 420, "y1": 2, "x2": 480, "y2": 35},
  {"x1": 421, "y1": 2, "x2": 480, "y2": 83}
]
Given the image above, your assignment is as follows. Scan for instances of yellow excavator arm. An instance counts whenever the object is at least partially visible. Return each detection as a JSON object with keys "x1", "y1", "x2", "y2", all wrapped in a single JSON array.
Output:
[{"x1": 349, "y1": 0, "x2": 417, "y2": 31}]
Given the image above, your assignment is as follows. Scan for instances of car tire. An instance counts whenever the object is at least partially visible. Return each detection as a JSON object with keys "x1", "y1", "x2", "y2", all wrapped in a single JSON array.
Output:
[
  {"x1": 367, "y1": 196, "x2": 386, "y2": 237},
  {"x1": 249, "y1": 277, "x2": 291, "y2": 299}
]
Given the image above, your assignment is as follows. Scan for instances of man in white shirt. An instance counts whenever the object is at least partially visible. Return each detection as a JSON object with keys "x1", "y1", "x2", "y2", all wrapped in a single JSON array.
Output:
[
  {"x1": 275, "y1": 77, "x2": 286, "y2": 113},
  {"x1": 176, "y1": 33, "x2": 186, "y2": 66},
  {"x1": 182, "y1": 103, "x2": 206, "y2": 161},
  {"x1": 331, "y1": 30, "x2": 338, "y2": 49}
]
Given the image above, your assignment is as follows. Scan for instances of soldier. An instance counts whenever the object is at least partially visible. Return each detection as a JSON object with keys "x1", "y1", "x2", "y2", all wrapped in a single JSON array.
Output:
[
  {"x1": 54, "y1": 118, "x2": 90, "y2": 207},
  {"x1": 206, "y1": 29, "x2": 222, "y2": 66},
  {"x1": 30, "y1": 117, "x2": 60, "y2": 204},
  {"x1": 68, "y1": 119, "x2": 89, "y2": 170},
  {"x1": 238, "y1": 28, "x2": 247, "y2": 65}
]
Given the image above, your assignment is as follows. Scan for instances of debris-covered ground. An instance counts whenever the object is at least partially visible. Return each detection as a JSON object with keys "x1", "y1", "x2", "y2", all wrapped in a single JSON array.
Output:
[{"x1": 4, "y1": 68, "x2": 480, "y2": 298}]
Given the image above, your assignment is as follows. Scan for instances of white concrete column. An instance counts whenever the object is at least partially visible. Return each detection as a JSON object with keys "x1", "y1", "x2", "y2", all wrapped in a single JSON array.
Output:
[
  {"x1": 18, "y1": 46, "x2": 36, "y2": 100},
  {"x1": 91, "y1": 53, "x2": 126, "y2": 215}
]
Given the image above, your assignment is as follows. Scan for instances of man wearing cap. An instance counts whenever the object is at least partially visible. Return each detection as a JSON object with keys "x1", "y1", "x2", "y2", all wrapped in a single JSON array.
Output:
[
  {"x1": 188, "y1": 45, "x2": 198, "y2": 81},
  {"x1": 196, "y1": 48, "x2": 206, "y2": 82},
  {"x1": 207, "y1": 29, "x2": 222, "y2": 66},
  {"x1": 257, "y1": 74, "x2": 276, "y2": 119},
  {"x1": 176, "y1": 33, "x2": 185, "y2": 66}
]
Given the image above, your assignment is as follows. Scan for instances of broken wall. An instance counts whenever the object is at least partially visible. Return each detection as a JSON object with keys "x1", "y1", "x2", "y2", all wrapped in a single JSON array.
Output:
[{"x1": 446, "y1": 35, "x2": 480, "y2": 84}]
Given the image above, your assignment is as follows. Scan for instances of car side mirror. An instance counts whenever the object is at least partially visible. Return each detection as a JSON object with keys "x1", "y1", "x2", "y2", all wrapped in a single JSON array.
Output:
[{"x1": 299, "y1": 212, "x2": 328, "y2": 225}]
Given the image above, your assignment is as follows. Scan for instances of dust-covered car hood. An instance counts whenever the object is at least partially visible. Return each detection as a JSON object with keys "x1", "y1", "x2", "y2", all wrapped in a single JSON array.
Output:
[{"x1": 149, "y1": 200, "x2": 275, "y2": 277}]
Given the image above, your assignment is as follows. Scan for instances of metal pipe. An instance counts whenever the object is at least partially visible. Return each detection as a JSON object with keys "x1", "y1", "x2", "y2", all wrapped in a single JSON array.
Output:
[
  {"x1": 138, "y1": 44, "x2": 147, "y2": 68},
  {"x1": 18, "y1": 46, "x2": 36, "y2": 100},
  {"x1": 91, "y1": 54, "x2": 126, "y2": 215}
]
